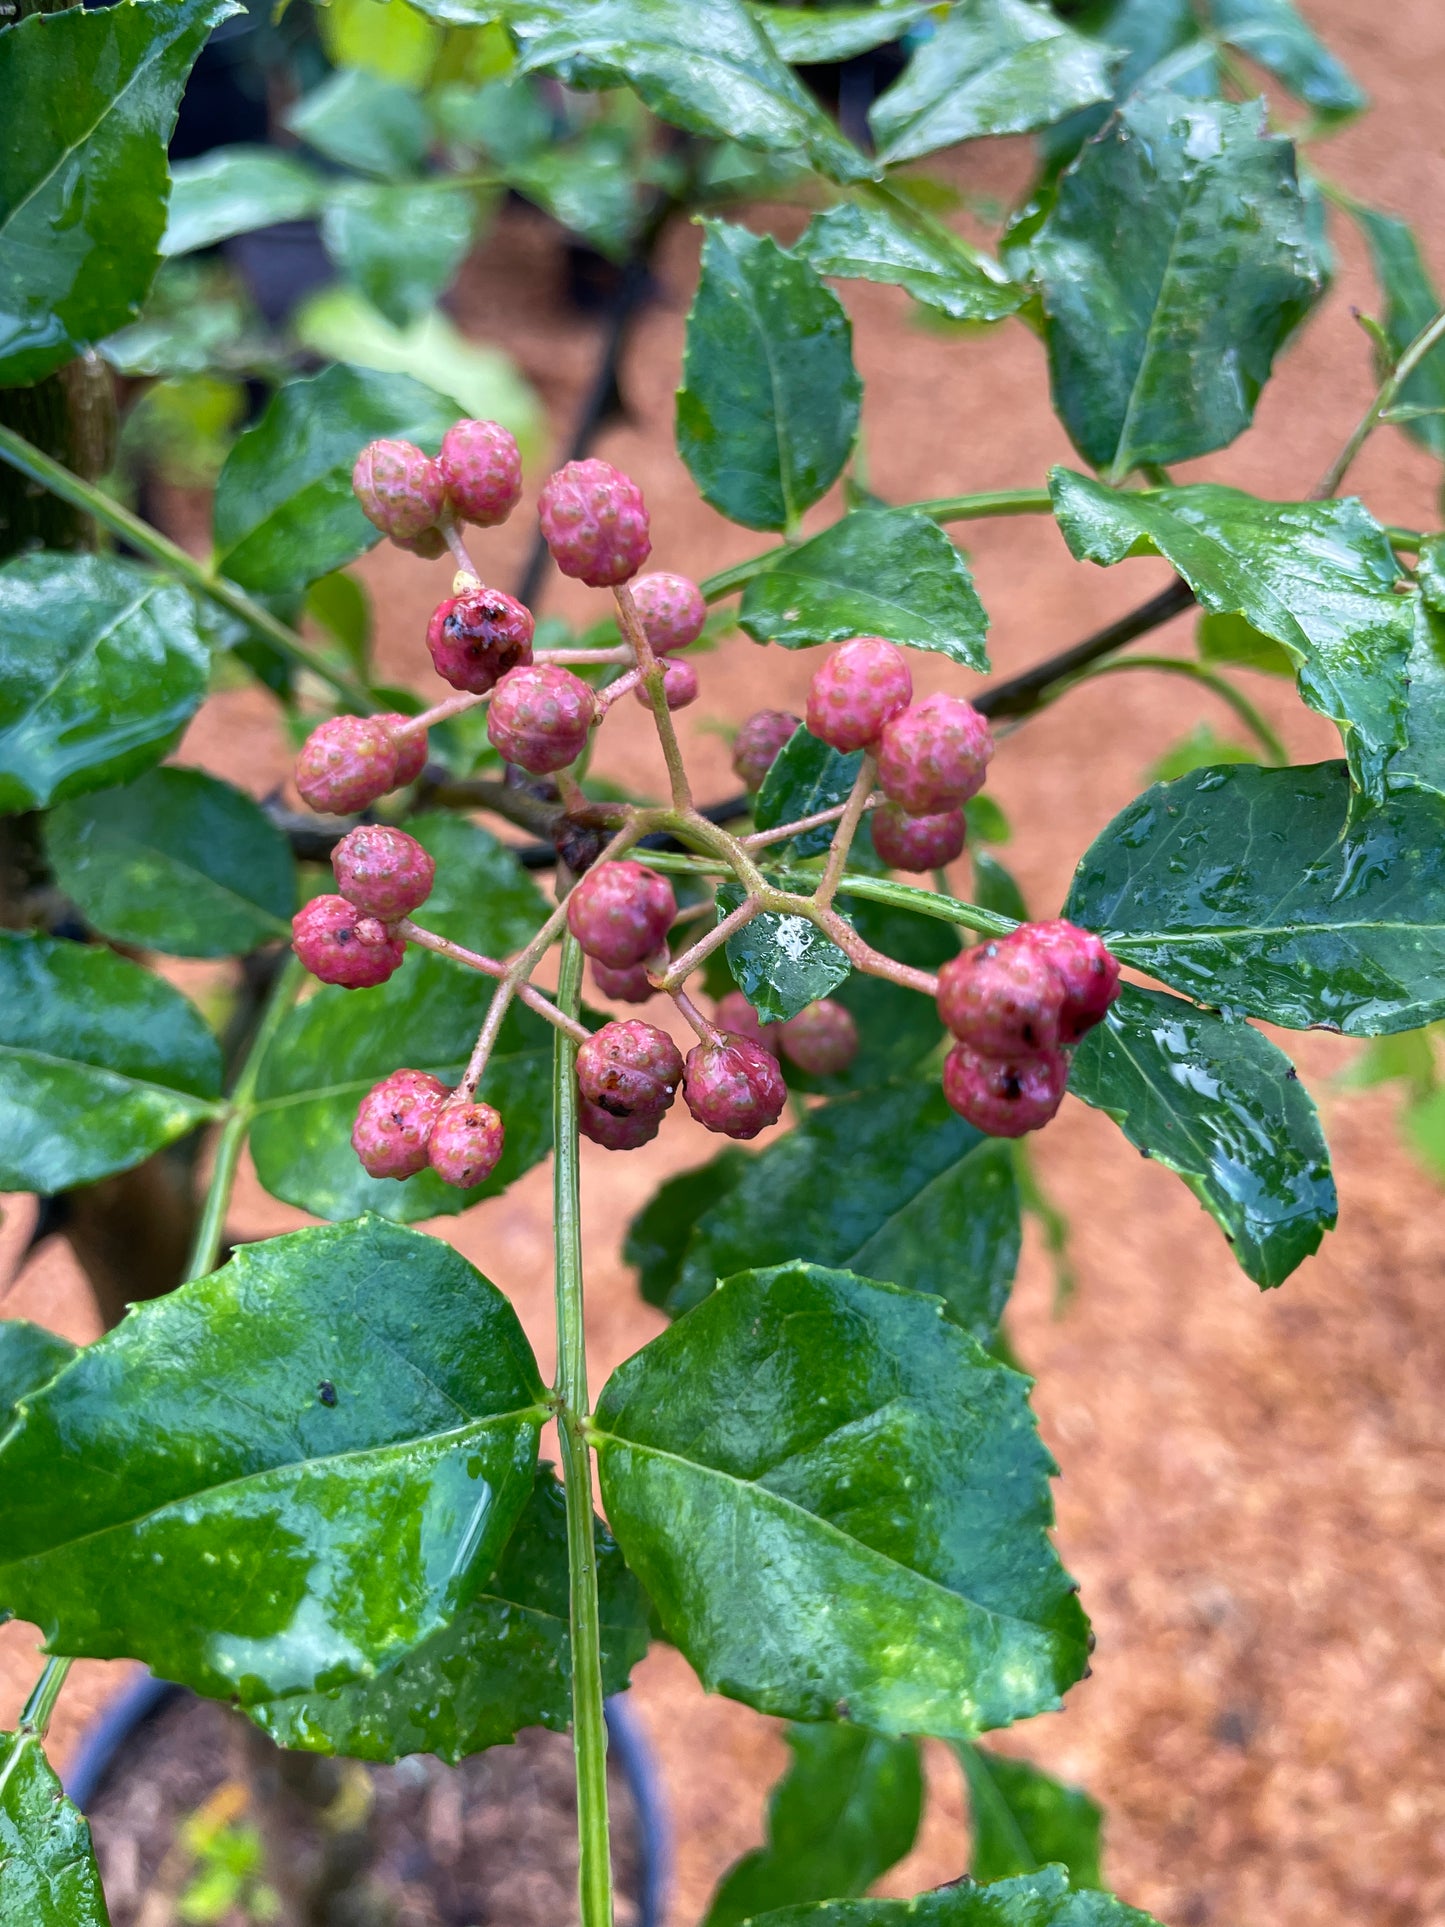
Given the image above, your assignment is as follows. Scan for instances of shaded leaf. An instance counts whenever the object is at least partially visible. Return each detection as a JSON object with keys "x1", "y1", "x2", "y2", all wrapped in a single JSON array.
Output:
[
  {"x1": 285, "y1": 69, "x2": 429, "y2": 179},
  {"x1": 956, "y1": 1744, "x2": 1103, "y2": 1889},
  {"x1": 0, "y1": 1219, "x2": 545, "y2": 1704},
  {"x1": 1387, "y1": 598, "x2": 1445, "y2": 801},
  {"x1": 678, "y1": 221, "x2": 861, "y2": 533},
  {"x1": 751, "y1": 0, "x2": 929, "y2": 64},
  {"x1": 1207, "y1": 0, "x2": 1364, "y2": 119},
  {"x1": 1146, "y1": 724, "x2": 1257, "y2": 785},
  {"x1": 1347, "y1": 202, "x2": 1445, "y2": 462},
  {"x1": 505, "y1": 132, "x2": 644, "y2": 259},
  {"x1": 793, "y1": 200, "x2": 1025, "y2": 325},
  {"x1": 322, "y1": 182, "x2": 478, "y2": 329},
  {"x1": 0, "y1": 1727, "x2": 111, "y2": 1927},
  {"x1": 624, "y1": 1149, "x2": 750, "y2": 1309},
  {"x1": 0, "y1": 1325, "x2": 78, "y2": 1437},
  {"x1": 716, "y1": 879, "x2": 851, "y2": 1024},
  {"x1": 0, "y1": 933, "x2": 221, "y2": 1193},
  {"x1": 594, "y1": 1261, "x2": 1089, "y2": 1738},
  {"x1": 1037, "y1": 0, "x2": 1216, "y2": 171},
  {"x1": 972, "y1": 852, "x2": 1028, "y2": 923},
  {"x1": 755, "y1": 726, "x2": 864, "y2": 859},
  {"x1": 163, "y1": 147, "x2": 325, "y2": 256},
  {"x1": 1196, "y1": 610, "x2": 1293, "y2": 678},
  {"x1": 739, "y1": 1865, "x2": 1159, "y2": 1923}
]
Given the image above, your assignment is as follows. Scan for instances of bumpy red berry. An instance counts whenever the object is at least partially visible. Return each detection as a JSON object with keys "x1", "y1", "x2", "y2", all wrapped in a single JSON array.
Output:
[
  {"x1": 393, "y1": 526, "x2": 447, "y2": 560},
  {"x1": 1027, "y1": 919, "x2": 1121, "y2": 1043},
  {"x1": 683, "y1": 1035, "x2": 788, "y2": 1140},
  {"x1": 292, "y1": 894, "x2": 406, "y2": 988},
  {"x1": 487, "y1": 664, "x2": 596, "y2": 774},
  {"x1": 631, "y1": 572, "x2": 706, "y2": 653},
  {"x1": 942, "y1": 1041, "x2": 1068, "y2": 1137},
  {"x1": 427, "y1": 586, "x2": 535, "y2": 694},
  {"x1": 937, "y1": 937, "x2": 1067, "y2": 1056},
  {"x1": 577, "y1": 1019, "x2": 684, "y2": 1119},
  {"x1": 877, "y1": 694, "x2": 993, "y2": 815},
  {"x1": 871, "y1": 800, "x2": 967, "y2": 873},
  {"x1": 295, "y1": 715, "x2": 400, "y2": 815},
  {"x1": 806, "y1": 639, "x2": 913, "y2": 754},
  {"x1": 437, "y1": 418, "x2": 523, "y2": 527},
  {"x1": 352, "y1": 438, "x2": 445, "y2": 542},
  {"x1": 579, "y1": 1095, "x2": 664, "y2": 1150},
  {"x1": 351, "y1": 1069, "x2": 449, "y2": 1179},
  {"x1": 428, "y1": 1101, "x2": 505, "y2": 1187},
  {"x1": 714, "y1": 990, "x2": 780, "y2": 1057},
  {"x1": 332, "y1": 825, "x2": 435, "y2": 922},
  {"x1": 538, "y1": 458, "x2": 650, "y2": 587},
  {"x1": 778, "y1": 999, "x2": 858, "y2": 1077},
  {"x1": 732, "y1": 710, "x2": 800, "y2": 791},
  {"x1": 592, "y1": 960, "x2": 656, "y2": 1004},
  {"x1": 633, "y1": 657, "x2": 698, "y2": 712},
  {"x1": 377, "y1": 713, "x2": 428, "y2": 788},
  {"x1": 566, "y1": 860, "x2": 676, "y2": 970}
]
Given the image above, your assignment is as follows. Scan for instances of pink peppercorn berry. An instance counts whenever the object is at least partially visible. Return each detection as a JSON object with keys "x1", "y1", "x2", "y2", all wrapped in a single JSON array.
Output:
[
  {"x1": 352, "y1": 438, "x2": 445, "y2": 543},
  {"x1": 942, "y1": 1042, "x2": 1069, "y2": 1138},
  {"x1": 592, "y1": 959, "x2": 656, "y2": 1004},
  {"x1": 393, "y1": 527, "x2": 447, "y2": 560},
  {"x1": 538, "y1": 458, "x2": 650, "y2": 587},
  {"x1": 732, "y1": 710, "x2": 800, "y2": 791},
  {"x1": 937, "y1": 938, "x2": 1067, "y2": 1057},
  {"x1": 428, "y1": 1101, "x2": 506, "y2": 1188},
  {"x1": 630, "y1": 572, "x2": 707, "y2": 653},
  {"x1": 1027, "y1": 919, "x2": 1121, "y2": 1044},
  {"x1": 292, "y1": 894, "x2": 406, "y2": 989},
  {"x1": 633, "y1": 657, "x2": 698, "y2": 712},
  {"x1": 331, "y1": 825, "x2": 435, "y2": 923},
  {"x1": 806, "y1": 638, "x2": 913, "y2": 754},
  {"x1": 437, "y1": 418, "x2": 522, "y2": 527},
  {"x1": 577, "y1": 1019, "x2": 684, "y2": 1120},
  {"x1": 684, "y1": 1035, "x2": 788, "y2": 1140},
  {"x1": 295, "y1": 715, "x2": 400, "y2": 816},
  {"x1": 778, "y1": 999, "x2": 859, "y2": 1078},
  {"x1": 487, "y1": 664, "x2": 596, "y2": 774},
  {"x1": 714, "y1": 989, "x2": 780, "y2": 1057},
  {"x1": 871, "y1": 800, "x2": 967, "y2": 873},
  {"x1": 566, "y1": 860, "x2": 676, "y2": 970},
  {"x1": 580, "y1": 1096, "x2": 665, "y2": 1151},
  {"x1": 427, "y1": 586, "x2": 535, "y2": 694},
  {"x1": 877, "y1": 693, "x2": 994, "y2": 816},
  {"x1": 351, "y1": 1069, "x2": 449, "y2": 1179}
]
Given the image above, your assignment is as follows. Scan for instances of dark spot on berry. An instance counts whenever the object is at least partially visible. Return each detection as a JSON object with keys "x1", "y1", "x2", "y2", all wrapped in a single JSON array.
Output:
[
  {"x1": 1001, "y1": 1069, "x2": 1022, "y2": 1099},
  {"x1": 318, "y1": 1381, "x2": 337, "y2": 1406}
]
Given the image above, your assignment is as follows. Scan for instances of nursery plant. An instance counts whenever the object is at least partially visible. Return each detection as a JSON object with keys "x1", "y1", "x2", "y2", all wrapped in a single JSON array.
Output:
[{"x1": 4, "y1": 0, "x2": 1445, "y2": 1922}]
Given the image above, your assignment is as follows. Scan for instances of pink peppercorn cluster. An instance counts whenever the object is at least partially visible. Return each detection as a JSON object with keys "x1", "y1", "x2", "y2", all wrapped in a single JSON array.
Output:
[
  {"x1": 936, "y1": 920, "x2": 1120, "y2": 1136},
  {"x1": 352, "y1": 419, "x2": 524, "y2": 553}
]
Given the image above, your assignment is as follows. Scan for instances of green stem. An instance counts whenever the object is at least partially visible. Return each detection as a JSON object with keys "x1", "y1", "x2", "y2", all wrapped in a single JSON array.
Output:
[
  {"x1": 184, "y1": 954, "x2": 307, "y2": 1282},
  {"x1": 1316, "y1": 302, "x2": 1445, "y2": 497},
  {"x1": 0, "y1": 426, "x2": 372, "y2": 709},
  {"x1": 552, "y1": 935, "x2": 613, "y2": 1927},
  {"x1": 19, "y1": 1656, "x2": 72, "y2": 1738},
  {"x1": 1060, "y1": 653, "x2": 1289, "y2": 765}
]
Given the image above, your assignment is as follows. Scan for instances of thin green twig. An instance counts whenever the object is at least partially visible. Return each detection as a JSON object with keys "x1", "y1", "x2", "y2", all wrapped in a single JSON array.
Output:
[{"x1": 1058, "y1": 653, "x2": 1290, "y2": 765}]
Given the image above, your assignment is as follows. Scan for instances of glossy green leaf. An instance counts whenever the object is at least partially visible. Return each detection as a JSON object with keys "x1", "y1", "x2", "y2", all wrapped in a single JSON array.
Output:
[
  {"x1": 45, "y1": 768, "x2": 294, "y2": 958},
  {"x1": 505, "y1": 133, "x2": 644, "y2": 259},
  {"x1": 956, "y1": 1745, "x2": 1102, "y2": 1889},
  {"x1": 249, "y1": 1468, "x2": 649, "y2": 1762},
  {"x1": 716, "y1": 880, "x2": 852, "y2": 1024},
  {"x1": 1145, "y1": 725, "x2": 1257, "y2": 785},
  {"x1": 163, "y1": 147, "x2": 325, "y2": 256},
  {"x1": 0, "y1": 1727, "x2": 111, "y2": 1927},
  {"x1": 1419, "y1": 535, "x2": 1445, "y2": 617},
  {"x1": 0, "y1": 0, "x2": 232, "y2": 385},
  {"x1": 0, "y1": 1325, "x2": 78, "y2": 1437},
  {"x1": 869, "y1": 0, "x2": 1117, "y2": 165},
  {"x1": 739, "y1": 509, "x2": 990, "y2": 667},
  {"x1": 400, "y1": 811, "x2": 552, "y2": 947},
  {"x1": 794, "y1": 201, "x2": 1025, "y2": 326},
  {"x1": 1032, "y1": 92, "x2": 1320, "y2": 477},
  {"x1": 755, "y1": 726, "x2": 863, "y2": 859},
  {"x1": 1347, "y1": 203, "x2": 1445, "y2": 461},
  {"x1": 670, "y1": 1081, "x2": 1020, "y2": 1336},
  {"x1": 751, "y1": 0, "x2": 928, "y2": 63},
  {"x1": 1036, "y1": 0, "x2": 1216, "y2": 171},
  {"x1": 1207, "y1": 0, "x2": 1365, "y2": 119},
  {"x1": 506, "y1": 0, "x2": 874, "y2": 185},
  {"x1": 1050, "y1": 470, "x2": 1413, "y2": 800},
  {"x1": 739, "y1": 1866, "x2": 1159, "y2": 1924},
  {"x1": 212, "y1": 364, "x2": 459, "y2": 596},
  {"x1": 0, "y1": 933, "x2": 221, "y2": 1192},
  {"x1": 706, "y1": 1724, "x2": 923, "y2": 1927},
  {"x1": 972, "y1": 852, "x2": 1028, "y2": 924},
  {"x1": 678, "y1": 221, "x2": 861, "y2": 533},
  {"x1": 1388, "y1": 600, "x2": 1445, "y2": 802},
  {"x1": 322, "y1": 181, "x2": 477, "y2": 330},
  {"x1": 0, "y1": 553, "x2": 210, "y2": 815},
  {"x1": 0, "y1": 1218, "x2": 545, "y2": 1704},
  {"x1": 625, "y1": 1149, "x2": 750, "y2": 1309},
  {"x1": 1065, "y1": 760, "x2": 1445, "y2": 1036},
  {"x1": 1196, "y1": 610, "x2": 1294, "y2": 678},
  {"x1": 1070, "y1": 984, "x2": 1335, "y2": 1287},
  {"x1": 594, "y1": 1261, "x2": 1089, "y2": 1738},
  {"x1": 284, "y1": 69, "x2": 429, "y2": 179},
  {"x1": 433, "y1": 75, "x2": 552, "y2": 163}
]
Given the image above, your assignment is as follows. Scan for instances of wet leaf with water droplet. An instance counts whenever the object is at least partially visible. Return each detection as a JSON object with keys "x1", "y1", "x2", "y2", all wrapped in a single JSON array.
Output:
[{"x1": 0, "y1": 1726, "x2": 110, "y2": 1927}]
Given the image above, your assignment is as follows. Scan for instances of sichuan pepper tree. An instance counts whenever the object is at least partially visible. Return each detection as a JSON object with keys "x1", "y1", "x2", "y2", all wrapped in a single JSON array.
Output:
[{"x1": 4, "y1": 0, "x2": 1445, "y2": 1923}]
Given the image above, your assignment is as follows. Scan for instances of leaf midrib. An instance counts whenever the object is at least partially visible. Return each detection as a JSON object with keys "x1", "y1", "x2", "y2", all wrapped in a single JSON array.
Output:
[
  {"x1": 0, "y1": 1041, "x2": 221, "y2": 1111},
  {"x1": 66, "y1": 825, "x2": 290, "y2": 936}
]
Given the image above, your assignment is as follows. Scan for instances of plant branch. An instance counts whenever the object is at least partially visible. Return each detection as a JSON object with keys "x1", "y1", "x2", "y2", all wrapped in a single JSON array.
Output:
[
  {"x1": 659, "y1": 892, "x2": 759, "y2": 990},
  {"x1": 815, "y1": 754, "x2": 875, "y2": 911},
  {"x1": 398, "y1": 919, "x2": 591, "y2": 1042},
  {"x1": 19, "y1": 1655, "x2": 72, "y2": 1739},
  {"x1": 614, "y1": 582, "x2": 692, "y2": 810},
  {"x1": 1316, "y1": 302, "x2": 1445, "y2": 498},
  {"x1": 973, "y1": 579, "x2": 1197, "y2": 720}
]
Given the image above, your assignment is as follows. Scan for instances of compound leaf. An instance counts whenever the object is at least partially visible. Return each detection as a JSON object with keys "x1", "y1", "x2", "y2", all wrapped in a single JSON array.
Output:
[{"x1": 794, "y1": 201, "x2": 1025, "y2": 326}]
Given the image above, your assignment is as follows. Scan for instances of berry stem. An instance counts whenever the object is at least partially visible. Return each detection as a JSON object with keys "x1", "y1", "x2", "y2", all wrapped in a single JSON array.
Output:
[
  {"x1": 537, "y1": 646, "x2": 634, "y2": 666},
  {"x1": 614, "y1": 582, "x2": 692, "y2": 811},
  {"x1": 397, "y1": 920, "x2": 592, "y2": 1043},
  {"x1": 741, "y1": 793, "x2": 880, "y2": 851},
  {"x1": 457, "y1": 981, "x2": 516, "y2": 1101},
  {"x1": 593, "y1": 667, "x2": 644, "y2": 715},
  {"x1": 809, "y1": 902, "x2": 942, "y2": 997},
  {"x1": 659, "y1": 892, "x2": 760, "y2": 990},
  {"x1": 392, "y1": 688, "x2": 493, "y2": 737},
  {"x1": 438, "y1": 511, "x2": 482, "y2": 579},
  {"x1": 814, "y1": 754, "x2": 877, "y2": 912},
  {"x1": 670, "y1": 984, "x2": 725, "y2": 1046}
]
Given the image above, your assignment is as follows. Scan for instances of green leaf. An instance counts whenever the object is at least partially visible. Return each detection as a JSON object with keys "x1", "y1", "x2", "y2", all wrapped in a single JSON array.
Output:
[
  {"x1": 0, "y1": 1325, "x2": 78, "y2": 1437},
  {"x1": 1070, "y1": 984, "x2": 1335, "y2": 1287},
  {"x1": 0, "y1": 932, "x2": 221, "y2": 1192},
  {"x1": 1196, "y1": 610, "x2": 1294, "y2": 678},
  {"x1": 625, "y1": 1149, "x2": 750, "y2": 1309},
  {"x1": 212, "y1": 364, "x2": 459, "y2": 597},
  {"x1": 284, "y1": 69, "x2": 429, "y2": 179},
  {"x1": 1346, "y1": 203, "x2": 1445, "y2": 462},
  {"x1": 751, "y1": 0, "x2": 928, "y2": 63},
  {"x1": 705, "y1": 1724, "x2": 923, "y2": 1927},
  {"x1": 0, "y1": 553, "x2": 210, "y2": 815},
  {"x1": 248, "y1": 1468, "x2": 649, "y2": 1762},
  {"x1": 1032, "y1": 92, "x2": 1320, "y2": 477},
  {"x1": 1207, "y1": 0, "x2": 1365, "y2": 119},
  {"x1": 594, "y1": 1261, "x2": 1089, "y2": 1738},
  {"x1": 1145, "y1": 724, "x2": 1257, "y2": 785},
  {"x1": 972, "y1": 851, "x2": 1029, "y2": 924},
  {"x1": 957, "y1": 1744, "x2": 1102, "y2": 1887},
  {"x1": 755, "y1": 726, "x2": 863, "y2": 858},
  {"x1": 163, "y1": 147, "x2": 325, "y2": 256},
  {"x1": 1050, "y1": 470, "x2": 1413, "y2": 800},
  {"x1": 794, "y1": 201, "x2": 1025, "y2": 326},
  {"x1": 670, "y1": 1081, "x2": 1020, "y2": 1337},
  {"x1": 45, "y1": 768, "x2": 295, "y2": 958},
  {"x1": 1388, "y1": 599, "x2": 1445, "y2": 802},
  {"x1": 506, "y1": 0, "x2": 874, "y2": 186},
  {"x1": 433, "y1": 76, "x2": 552, "y2": 164},
  {"x1": 0, "y1": 0, "x2": 232, "y2": 385},
  {"x1": 1036, "y1": 0, "x2": 1216, "y2": 171},
  {"x1": 505, "y1": 132, "x2": 644, "y2": 259},
  {"x1": 400, "y1": 811, "x2": 552, "y2": 947},
  {"x1": 0, "y1": 1218, "x2": 545, "y2": 1704},
  {"x1": 739, "y1": 1866, "x2": 1159, "y2": 1924},
  {"x1": 0, "y1": 1727, "x2": 111, "y2": 1927},
  {"x1": 739, "y1": 508, "x2": 990, "y2": 667},
  {"x1": 1065, "y1": 760, "x2": 1445, "y2": 1036},
  {"x1": 868, "y1": 0, "x2": 1117, "y2": 165},
  {"x1": 321, "y1": 182, "x2": 478, "y2": 330},
  {"x1": 677, "y1": 221, "x2": 861, "y2": 533},
  {"x1": 716, "y1": 880, "x2": 852, "y2": 1023}
]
